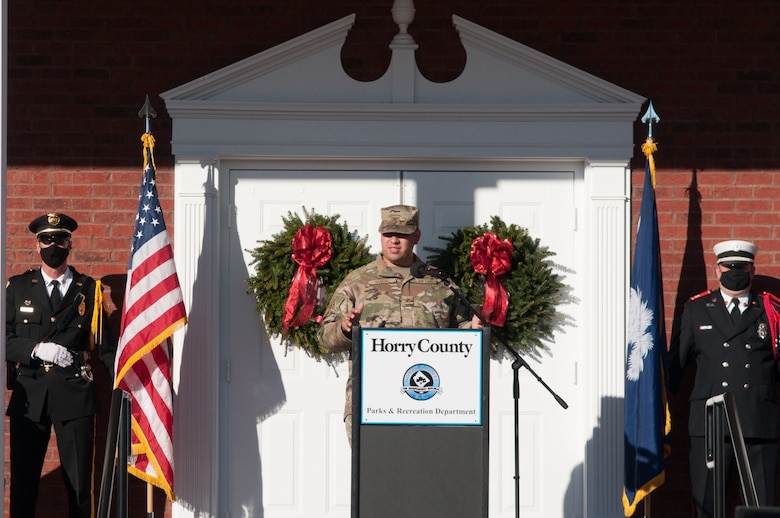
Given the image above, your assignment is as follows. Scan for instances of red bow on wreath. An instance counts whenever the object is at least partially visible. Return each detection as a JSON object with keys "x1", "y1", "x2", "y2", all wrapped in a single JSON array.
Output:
[
  {"x1": 282, "y1": 224, "x2": 333, "y2": 334},
  {"x1": 470, "y1": 232, "x2": 513, "y2": 327}
]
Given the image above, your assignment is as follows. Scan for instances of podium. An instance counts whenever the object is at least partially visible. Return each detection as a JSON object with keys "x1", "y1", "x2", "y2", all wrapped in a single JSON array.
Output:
[{"x1": 351, "y1": 327, "x2": 490, "y2": 517}]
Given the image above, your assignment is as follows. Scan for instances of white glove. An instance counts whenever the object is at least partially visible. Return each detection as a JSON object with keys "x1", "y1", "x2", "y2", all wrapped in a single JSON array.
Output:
[{"x1": 34, "y1": 342, "x2": 74, "y2": 368}]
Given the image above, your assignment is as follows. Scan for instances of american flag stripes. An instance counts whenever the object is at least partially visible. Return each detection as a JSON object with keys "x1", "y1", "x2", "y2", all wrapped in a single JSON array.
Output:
[{"x1": 115, "y1": 132, "x2": 187, "y2": 500}]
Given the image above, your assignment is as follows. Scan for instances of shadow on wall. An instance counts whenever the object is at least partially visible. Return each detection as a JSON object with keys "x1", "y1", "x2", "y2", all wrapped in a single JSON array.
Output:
[{"x1": 752, "y1": 275, "x2": 780, "y2": 296}]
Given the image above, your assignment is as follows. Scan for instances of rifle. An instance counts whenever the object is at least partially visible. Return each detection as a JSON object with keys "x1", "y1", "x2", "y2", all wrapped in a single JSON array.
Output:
[{"x1": 6, "y1": 291, "x2": 87, "y2": 389}]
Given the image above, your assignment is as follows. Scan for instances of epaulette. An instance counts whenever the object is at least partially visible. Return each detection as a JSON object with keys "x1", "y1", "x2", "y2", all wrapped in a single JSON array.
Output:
[{"x1": 689, "y1": 290, "x2": 711, "y2": 301}]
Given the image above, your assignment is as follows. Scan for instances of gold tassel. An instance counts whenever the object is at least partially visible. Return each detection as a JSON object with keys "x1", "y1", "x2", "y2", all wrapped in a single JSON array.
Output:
[
  {"x1": 91, "y1": 279, "x2": 103, "y2": 350},
  {"x1": 141, "y1": 132, "x2": 156, "y2": 173},
  {"x1": 641, "y1": 137, "x2": 658, "y2": 188}
]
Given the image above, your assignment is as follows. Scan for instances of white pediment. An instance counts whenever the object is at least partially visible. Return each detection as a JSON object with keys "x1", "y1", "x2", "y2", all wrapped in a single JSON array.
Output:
[{"x1": 161, "y1": 11, "x2": 645, "y2": 161}]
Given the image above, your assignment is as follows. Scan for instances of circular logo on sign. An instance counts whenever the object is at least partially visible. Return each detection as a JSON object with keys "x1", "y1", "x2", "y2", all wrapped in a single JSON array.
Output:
[{"x1": 401, "y1": 363, "x2": 441, "y2": 401}]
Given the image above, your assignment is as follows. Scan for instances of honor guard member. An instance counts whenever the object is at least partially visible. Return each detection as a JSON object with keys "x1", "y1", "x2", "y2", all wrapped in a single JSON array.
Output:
[
  {"x1": 668, "y1": 239, "x2": 780, "y2": 517},
  {"x1": 317, "y1": 205, "x2": 481, "y2": 445},
  {"x1": 5, "y1": 212, "x2": 116, "y2": 518}
]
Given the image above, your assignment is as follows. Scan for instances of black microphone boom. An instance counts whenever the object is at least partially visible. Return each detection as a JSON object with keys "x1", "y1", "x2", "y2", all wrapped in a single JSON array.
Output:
[{"x1": 411, "y1": 262, "x2": 449, "y2": 279}]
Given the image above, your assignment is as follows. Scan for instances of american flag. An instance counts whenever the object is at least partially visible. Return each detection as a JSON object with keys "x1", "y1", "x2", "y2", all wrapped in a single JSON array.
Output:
[{"x1": 115, "y1": 132, "x2": 187, "y2": 500}]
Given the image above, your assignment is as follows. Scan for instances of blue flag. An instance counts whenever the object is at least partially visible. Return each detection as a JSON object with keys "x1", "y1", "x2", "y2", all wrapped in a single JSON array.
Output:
[{"x1": 622, "y1": 139, "x2": 671, "y2": 516}]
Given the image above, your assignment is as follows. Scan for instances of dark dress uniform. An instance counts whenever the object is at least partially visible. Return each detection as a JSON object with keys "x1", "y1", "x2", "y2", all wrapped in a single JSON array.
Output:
[
  {"x1": 6, "y1": 266, "x2": 116, "y2": 518},
  {"x1": 668, "y1": 289, "x2": 779, "y2": 518}
]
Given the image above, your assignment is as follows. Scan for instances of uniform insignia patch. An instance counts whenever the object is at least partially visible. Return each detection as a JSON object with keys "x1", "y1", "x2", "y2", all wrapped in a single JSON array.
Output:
[
  {"x1": 758, "y1": 323, "x2": 768, "y2": 340},
  {"x1": 699, "y1": 325, "x2": 713, "y2": 330},
  {"x1": 78, "y1": 300, "x2": 86, "y2": 316}
]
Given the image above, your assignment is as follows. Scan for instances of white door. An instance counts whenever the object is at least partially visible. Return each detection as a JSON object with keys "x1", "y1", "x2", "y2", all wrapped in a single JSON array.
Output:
[
  {"x1": 225, "y1": 169, "x2": 401, "y2": 518},
  {"x1": 407, "y1": 170, "x2": 583, "y2": 517},
  {"x1": 224, "y1": 166, "x2": 583, "y2": 518}
]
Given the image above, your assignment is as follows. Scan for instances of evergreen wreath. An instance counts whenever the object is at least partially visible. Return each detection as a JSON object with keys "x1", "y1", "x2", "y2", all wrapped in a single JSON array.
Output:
[
  {"x1": 425, "y1": 216, "x2": 565, "y2": 357},
  {"x1": 246, "y1": 208, "x2": 373, "y2": 361}
]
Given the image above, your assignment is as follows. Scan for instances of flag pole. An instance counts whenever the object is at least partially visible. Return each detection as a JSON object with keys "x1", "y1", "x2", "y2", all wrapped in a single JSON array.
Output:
[
  {"x1": 138, "y1": 94, "x2": 157, "y2": 135},
  {"x1": 147, "y1": 483, "x2": 154, "y2": 517},
  {"x1": 642, "y1": 101, "x2": 660, "y2": 518},
  {"x1": 641, "y1": 101, "x2": 659, "y2": 140},
  {"x1": 117, "y1": 94, "x2": 184, "y2": 510},
  {"x1": 138, "y1": 95, "x2": 158, "y2": 518}
]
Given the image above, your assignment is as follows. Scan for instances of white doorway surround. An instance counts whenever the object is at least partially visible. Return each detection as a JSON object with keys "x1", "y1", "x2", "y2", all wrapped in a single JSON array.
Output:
[{"x1": 161, "y1": 2, "x2": 644, "y2": 517}]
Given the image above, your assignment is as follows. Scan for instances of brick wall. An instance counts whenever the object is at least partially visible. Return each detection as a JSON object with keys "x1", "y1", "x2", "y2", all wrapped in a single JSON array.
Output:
[{"x1": 8, "y1": 0, "x2": 780, "y2": 516}]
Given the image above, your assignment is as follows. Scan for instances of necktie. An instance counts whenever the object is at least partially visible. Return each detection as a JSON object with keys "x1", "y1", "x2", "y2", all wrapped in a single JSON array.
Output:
[
  {"x1": 730, "y1": 297, "x2": 741, "y2": 323},
  {"x1": 50, "y1": 280, "x2": 62, "y2": 308}
]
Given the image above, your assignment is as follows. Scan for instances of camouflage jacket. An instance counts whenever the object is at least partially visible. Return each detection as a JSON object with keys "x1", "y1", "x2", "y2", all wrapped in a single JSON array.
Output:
[{"x1": 317, "y1": 255, "x2": 473, "y2": 353}]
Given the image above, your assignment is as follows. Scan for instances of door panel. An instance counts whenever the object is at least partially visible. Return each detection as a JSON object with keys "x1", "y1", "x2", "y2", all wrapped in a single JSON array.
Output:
[
  {"x1": 226, "y1": 170, "x2": 400, "y2": 517},
  {"x1": 407, "y1": 170, "x2": 581, "y2": 517}
]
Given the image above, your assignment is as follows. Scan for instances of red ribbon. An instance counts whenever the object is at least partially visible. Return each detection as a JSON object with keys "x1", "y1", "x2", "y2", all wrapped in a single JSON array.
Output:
[
  {"x1": 282, "y1": 224, "x2": 333, "y2": 334},
  {"x1": 469, "y1": 232, "x2": 513, "y2": 327}
]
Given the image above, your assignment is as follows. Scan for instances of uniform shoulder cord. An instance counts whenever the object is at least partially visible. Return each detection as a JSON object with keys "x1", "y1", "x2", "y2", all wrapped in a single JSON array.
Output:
[
  {"x1": 759, "y1": 291, "x2": 780, "y2": 360},
  {"x1": 90, "y1": 279, "x2": 103, "y2": 350}
]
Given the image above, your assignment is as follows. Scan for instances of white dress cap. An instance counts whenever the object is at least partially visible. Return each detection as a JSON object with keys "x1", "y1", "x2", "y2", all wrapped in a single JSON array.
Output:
[{"x1": 713, "y1": 239, "x2": 757, "y2": 263}]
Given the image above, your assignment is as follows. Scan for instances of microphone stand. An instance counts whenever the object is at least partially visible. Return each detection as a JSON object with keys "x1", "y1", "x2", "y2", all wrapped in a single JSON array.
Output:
[{"x1": 435, "y1": 272, "x2": 568, "y2": 518}]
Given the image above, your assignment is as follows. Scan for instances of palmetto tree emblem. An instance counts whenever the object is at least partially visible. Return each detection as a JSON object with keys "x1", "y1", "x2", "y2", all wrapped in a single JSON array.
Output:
[{"x1": 626, "y1": 287, "x2": 654, "y2": 382}]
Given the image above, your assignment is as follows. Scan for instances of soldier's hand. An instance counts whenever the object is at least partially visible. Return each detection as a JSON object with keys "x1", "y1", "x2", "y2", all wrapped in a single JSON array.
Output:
[
  {"x1": 471, "y1": 314, "x2": 484, "y2": 329},
  {"x1": 34, "y1": 342, "x2": 74, "y2": 367},
  {"x1": 341, "y1": 302, "x2": 364, "y2": 335}
]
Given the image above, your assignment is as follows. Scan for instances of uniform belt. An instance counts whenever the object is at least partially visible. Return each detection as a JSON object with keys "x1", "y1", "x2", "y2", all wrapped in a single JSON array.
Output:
[{"x1": 40, "y1": 350, "x2": 93, "y2": 381}]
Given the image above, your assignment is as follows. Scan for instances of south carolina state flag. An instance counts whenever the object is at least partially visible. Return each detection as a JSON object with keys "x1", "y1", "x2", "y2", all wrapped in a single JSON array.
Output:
[{"x1": 622, "y1": 138, "x2": 671, "y2": 516}]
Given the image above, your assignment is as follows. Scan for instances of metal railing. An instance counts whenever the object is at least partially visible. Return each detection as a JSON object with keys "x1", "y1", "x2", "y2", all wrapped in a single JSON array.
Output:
[{"x1": 705, "y1": 392, "x2": 759, "y2": 518}]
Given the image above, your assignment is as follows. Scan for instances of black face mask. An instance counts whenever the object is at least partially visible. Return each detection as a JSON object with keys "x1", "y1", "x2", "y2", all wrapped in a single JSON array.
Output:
[
  {"x1": 720, "y1": 268, "x2": 751, "y2": 291},
  {"x1": 40, "y1": 245, "x2": 69, "y2": 269}
]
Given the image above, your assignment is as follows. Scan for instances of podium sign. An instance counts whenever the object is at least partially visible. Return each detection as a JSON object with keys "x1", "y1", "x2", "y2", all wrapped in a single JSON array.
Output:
[
  {"x1": 352, "y1": 327, "x2": 489, "y2": 518},
  {"x1": 360, "y1": 328, "x2": 483, "y2": 425}
]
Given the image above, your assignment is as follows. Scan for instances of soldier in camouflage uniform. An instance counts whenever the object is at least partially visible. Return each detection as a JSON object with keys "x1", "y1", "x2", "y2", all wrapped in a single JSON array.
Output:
[{"x1": 317, "y1": 205, "x2": 480, "y2": 445}]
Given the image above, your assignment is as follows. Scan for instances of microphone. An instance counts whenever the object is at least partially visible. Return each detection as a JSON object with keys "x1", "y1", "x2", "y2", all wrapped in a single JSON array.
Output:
[{"x1": 411, "y1": 261, "x2": 449, "y2": 279}]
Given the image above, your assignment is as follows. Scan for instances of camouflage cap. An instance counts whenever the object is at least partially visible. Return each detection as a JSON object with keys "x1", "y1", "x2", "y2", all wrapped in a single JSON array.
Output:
[
  {"x1": 378, "y1": 205, "x2": 419, "y2": 234},
  {"x1": 28, "y1": 212, "x2": 78, "y2": 235}
]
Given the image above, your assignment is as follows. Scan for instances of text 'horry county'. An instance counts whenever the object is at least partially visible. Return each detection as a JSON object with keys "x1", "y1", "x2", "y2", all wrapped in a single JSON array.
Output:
[{"x1": 370, "y1": 338, "x2": 473, "y2": 357}]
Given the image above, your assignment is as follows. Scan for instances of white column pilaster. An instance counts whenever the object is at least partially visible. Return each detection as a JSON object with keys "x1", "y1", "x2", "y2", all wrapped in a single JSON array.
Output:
[
  {"x1": 171, "y1": 160, "x2": 220, "y2": 517},
  {"x1": 584, "y1": 162, "x2": 631, "y2": 518}
]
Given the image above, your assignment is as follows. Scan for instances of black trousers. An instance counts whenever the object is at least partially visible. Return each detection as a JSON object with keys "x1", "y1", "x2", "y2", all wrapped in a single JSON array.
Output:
[
  {"x1": 689, "y1": 436, "x2": 778, "y2": 518},
  {"x1": 9, "y1": 412, "x2": 96, "y2": 518}
]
